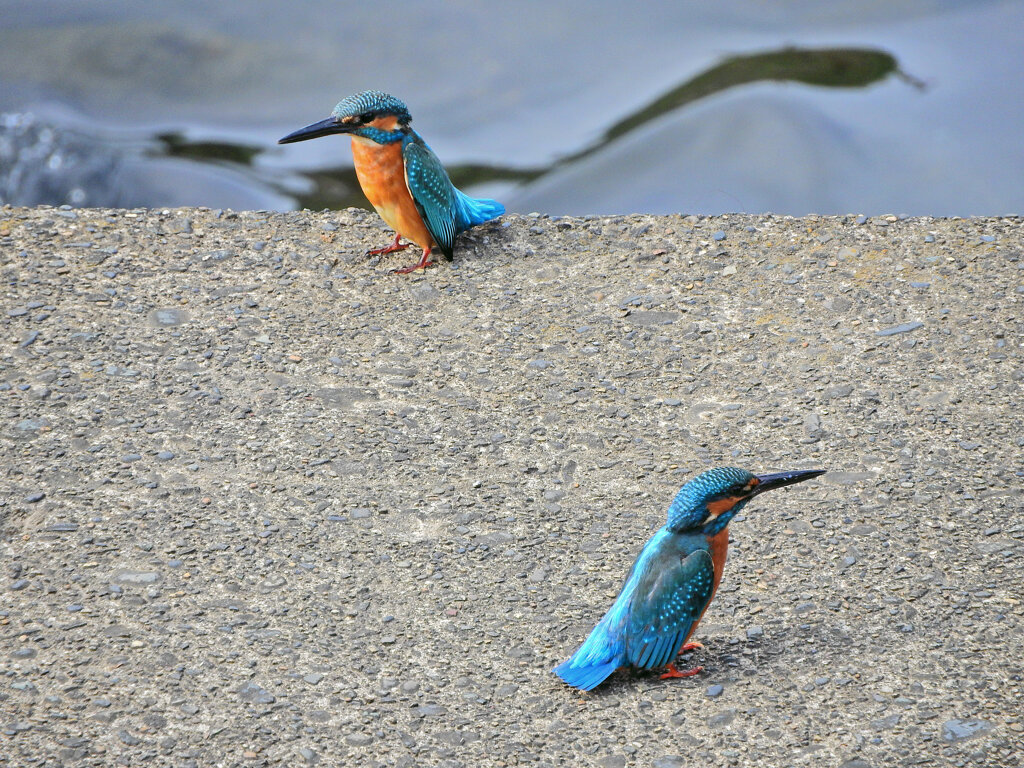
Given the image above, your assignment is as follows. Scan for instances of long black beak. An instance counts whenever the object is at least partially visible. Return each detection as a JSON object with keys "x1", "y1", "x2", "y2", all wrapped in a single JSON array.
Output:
[
  {"x1": 278, "y1": 117, "x2": 353, "y2": 145},
  {"x1": 752, "y1": 468, "x2": 825, "y2": 495}
]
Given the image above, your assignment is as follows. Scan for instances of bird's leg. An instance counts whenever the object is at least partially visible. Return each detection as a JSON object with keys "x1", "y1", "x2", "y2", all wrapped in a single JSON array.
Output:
[
  {"x1": 367, "y1": 234, "x2": 410, "y2": 256},
  {"x1": 660, "y1": 662, "x2": 704, "y2": 680},
  {"x1": 677, "y1": 641, "x2": 704, "y2": 655},
  {"x1": 660, "y1": 641, "x2": 704, "y2": 678},
  {"x1": 391, "y1": 247, "x2": 437, "y2": 275}
]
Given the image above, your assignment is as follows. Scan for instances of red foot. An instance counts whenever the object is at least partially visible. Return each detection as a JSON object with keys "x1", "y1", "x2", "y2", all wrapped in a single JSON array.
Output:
[
  {"x1": 660, "y1": 662, "x2": 704, "y2": 680},
  {"x1": 367, "y1": 234, "x2": 410, "y2": 256},
  {"x1": 677, "y1": 641, "x2": 704, "y2": 655},
  {"x1": 391, "y1": 247, "x2": 436, "y2": 275}
]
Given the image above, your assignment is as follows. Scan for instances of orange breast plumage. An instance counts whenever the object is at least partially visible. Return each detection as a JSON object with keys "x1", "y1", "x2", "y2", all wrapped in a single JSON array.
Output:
[{"x1": 350, "y1": 136, "x2": 433, "y2": 249}]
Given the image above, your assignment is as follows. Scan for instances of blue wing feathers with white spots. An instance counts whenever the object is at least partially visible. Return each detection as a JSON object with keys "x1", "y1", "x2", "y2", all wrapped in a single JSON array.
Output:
[
  {"x1": 625, "y1": 549, "x2": 714, "y2": 670},
  {"x1": 402, "y1": 138, "x2": 458, "y2": 259},
  {"x1": 554, "y1": 529, "x2": 704, "y2": 691},
  {"x1": 403, "y1": 133, "x2": 503, "y2": 260}
]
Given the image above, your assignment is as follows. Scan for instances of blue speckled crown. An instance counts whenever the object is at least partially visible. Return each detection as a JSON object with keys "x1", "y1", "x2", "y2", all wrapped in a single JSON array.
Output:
[
  {"x1": 331, "y1": 90, "x2": 412, "y2": 124},
  {"x1": 666, "y1": 467, "x2": 754, "y2": 532}
]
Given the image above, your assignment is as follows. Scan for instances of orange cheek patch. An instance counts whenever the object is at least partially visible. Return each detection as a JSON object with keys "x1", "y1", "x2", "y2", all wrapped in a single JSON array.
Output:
[
  {"x1": 367, "y1": 115, "x2": 400, "y2": 130},
  {"x1": 706, "y1": 496, "x2": 743, "y2": 518}
]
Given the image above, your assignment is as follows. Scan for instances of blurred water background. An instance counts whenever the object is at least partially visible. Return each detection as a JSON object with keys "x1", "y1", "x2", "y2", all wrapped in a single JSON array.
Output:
[{"x1": 1, "y1": 0, "x2": 1021, "y2": 216}]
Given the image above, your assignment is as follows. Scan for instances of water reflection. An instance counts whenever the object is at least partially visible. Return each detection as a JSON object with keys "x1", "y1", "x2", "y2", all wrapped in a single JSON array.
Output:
[
  {"x1": 1, "y1": 1, "x2": 1021, "y2": 216},
  {"x1": 272, "y1": 47, "x2": 912, "y2": 212},
  {"x1": 604, "y1": 48, "x2": 914, "y2": 143},
  {"x1": 0, "y1": 46, "x2": 910, "y2": 212}
]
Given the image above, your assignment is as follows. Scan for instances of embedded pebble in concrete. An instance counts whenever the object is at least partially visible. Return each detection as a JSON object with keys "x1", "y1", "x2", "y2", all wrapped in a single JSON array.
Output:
[
  {"x1": 876, "y1": 321, "x2": 924, "y2": 336},
  {"x1": 112, "y1": 570, "x2": 161, "y2": 585},
  {"x1": 236, "y1": 682, "x2": 276, "y2": 705},
  {"x1": 942, "y1": 719, "x2": 993, "y2": 742},
  {"x1": 0, "y1": 206, "x2": 1021, "y2": 767}
]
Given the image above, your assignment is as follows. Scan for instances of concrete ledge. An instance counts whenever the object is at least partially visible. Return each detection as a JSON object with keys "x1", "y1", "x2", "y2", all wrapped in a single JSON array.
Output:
[{"x1": 1, "y1": 206, "x2": 1022, "y2": 766}]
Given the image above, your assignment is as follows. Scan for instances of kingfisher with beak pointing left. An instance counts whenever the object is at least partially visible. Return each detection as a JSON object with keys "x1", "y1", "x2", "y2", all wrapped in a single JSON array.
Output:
[{"x1": 279, "y1": 91, "x2": 505, "y2": 274}]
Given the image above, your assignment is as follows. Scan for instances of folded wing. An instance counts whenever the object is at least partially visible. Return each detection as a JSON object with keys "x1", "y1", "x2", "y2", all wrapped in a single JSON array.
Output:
[
  {"x1": 403, "y1": 139, "x2": 458, "y2": 260},
  {"x1": 624, "y1": 549, "x2": 714, "y2": 670}
]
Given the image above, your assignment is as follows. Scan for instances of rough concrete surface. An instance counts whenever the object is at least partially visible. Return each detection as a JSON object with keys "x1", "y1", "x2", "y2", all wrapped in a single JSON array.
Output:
[{"x1": 0, "y1": 205, "x2": 1021, "y2": 767}]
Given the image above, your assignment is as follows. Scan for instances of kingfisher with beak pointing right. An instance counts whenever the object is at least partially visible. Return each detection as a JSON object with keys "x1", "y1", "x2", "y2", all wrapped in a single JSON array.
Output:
[{"x1": 554, "y1": 466, "x2": 826, "y2": 691}]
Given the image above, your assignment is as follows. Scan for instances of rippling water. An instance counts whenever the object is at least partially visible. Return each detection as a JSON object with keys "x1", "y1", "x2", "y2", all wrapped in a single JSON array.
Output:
[{"x1": 1, "y1": 0, "x2": 1021, "y2": 215}]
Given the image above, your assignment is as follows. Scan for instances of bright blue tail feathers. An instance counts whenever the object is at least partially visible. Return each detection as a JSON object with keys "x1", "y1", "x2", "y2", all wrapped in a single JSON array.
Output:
[
  {"x1": 454, "y1": 189, "x2": 504, "y2": 232},
  {"x1": 553, "y1": 658, "x2": 619, "y2": 692}
]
